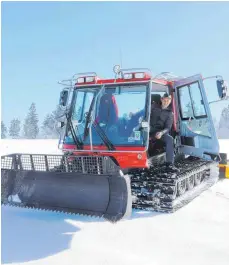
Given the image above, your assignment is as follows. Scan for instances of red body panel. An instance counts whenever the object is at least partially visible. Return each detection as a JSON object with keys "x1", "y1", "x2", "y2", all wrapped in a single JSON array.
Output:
[{"x1": 63, "y1": 144, "x2": 148, "y2": 169}]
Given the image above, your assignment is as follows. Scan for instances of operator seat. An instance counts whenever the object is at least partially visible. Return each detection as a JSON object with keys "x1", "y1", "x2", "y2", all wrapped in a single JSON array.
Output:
[
  {"x1": 151, "y1": 94, "x2": 161, "y2": 106},
  {"x1": 96, "y1": 93, "x2": 119, "y2": 125}
]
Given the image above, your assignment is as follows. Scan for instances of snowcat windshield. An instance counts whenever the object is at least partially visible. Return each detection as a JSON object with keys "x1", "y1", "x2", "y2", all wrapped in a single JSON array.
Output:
[{"x1": 66, "y1": 83, "x2": 149, "y2": 148}]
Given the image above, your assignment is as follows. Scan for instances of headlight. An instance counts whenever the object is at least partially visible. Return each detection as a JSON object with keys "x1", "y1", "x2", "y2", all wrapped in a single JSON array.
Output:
[
  {"x1": 134, "y1": 72, "x2": 145, "y2": 79},
  {"x1": 124, "y1": 73, "x2": 133, "y2": 79}
]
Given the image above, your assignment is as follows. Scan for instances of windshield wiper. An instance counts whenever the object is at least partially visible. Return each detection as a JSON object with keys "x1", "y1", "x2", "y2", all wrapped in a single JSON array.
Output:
[
  {"x1": 83, "y1": 95, "x2": 97, "y2": 141},
  {"x1": 83, "y1": 85, "x2": 105, "y2": 141},
  {"x1": 92, "y1": 120, "x2": 115, "y2": 151},
  {"x1": 66, "y1": 112, "x2": 83, "y2": 149},
  {"x1": 82, "y1": 85, "x2": 115, "y2": 151}
]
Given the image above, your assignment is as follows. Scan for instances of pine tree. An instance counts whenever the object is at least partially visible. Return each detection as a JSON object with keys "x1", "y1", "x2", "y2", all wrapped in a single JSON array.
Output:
[
  {"x1": 23, "y1": 103, "x2": 39, "y2": 139},
  {"x1": 41, "y1": 105, "x2": 64, "y2": 138},
  {"x1": 1, "y1": 121, "x2": 7, "y2": 139},
  {"x1": 42, "y1": 113, "x2": 57, "y2": 138},
  {"x1": 219, "y1": 104, "x2": 229, "y2": 129},
  {"x1": 218, "y1": 104, "x2": 229, "y2": 138},
  {"x1": 9, "y1": 119, "x2": 21, "y2": 139}
]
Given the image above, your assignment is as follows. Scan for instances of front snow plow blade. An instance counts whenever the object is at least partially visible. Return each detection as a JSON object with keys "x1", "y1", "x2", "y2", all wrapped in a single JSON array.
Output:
[{"x1": 1, "y1": 154, "x2": 132, "y2": 222}]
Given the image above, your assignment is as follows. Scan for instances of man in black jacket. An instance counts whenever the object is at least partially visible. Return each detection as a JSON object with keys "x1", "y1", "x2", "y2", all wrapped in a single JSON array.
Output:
[{"x1": 150, "y1": 93, "x2": 175, "y2": 166}]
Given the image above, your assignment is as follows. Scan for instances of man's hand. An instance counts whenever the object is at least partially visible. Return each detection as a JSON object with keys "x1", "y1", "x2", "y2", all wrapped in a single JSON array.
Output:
[{"x1": 155, "y1": 131, "x2": 163, "y2": 139}]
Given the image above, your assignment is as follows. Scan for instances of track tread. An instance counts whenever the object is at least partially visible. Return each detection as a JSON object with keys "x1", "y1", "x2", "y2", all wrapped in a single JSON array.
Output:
[{"x1": 130, "y1": 157, "x2": 218, "y2": 212}]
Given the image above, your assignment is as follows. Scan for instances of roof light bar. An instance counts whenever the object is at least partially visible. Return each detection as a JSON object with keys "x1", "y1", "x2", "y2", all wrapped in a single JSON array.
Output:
[
  {"x1": 76, "y1": 76, "x2": 96, "y2": 84},
  {"x1": 123, "y1": 73, "x2": 133, "y2": 79},
  {"x1": 118, "y1": 67, "x2": 152, "y2": 79},
  {"x1": 85, "y1": 76, "x2": 95, "y2": 83},
  {"x1": 134, "y1": 72, "x2": 145, "y2": 79},
  {"x1": 123, "y1": 72, "x2": 146, "y2": 80},
  {"x1": 77, "y1": 77, "x2": 85, "y2": 83}
]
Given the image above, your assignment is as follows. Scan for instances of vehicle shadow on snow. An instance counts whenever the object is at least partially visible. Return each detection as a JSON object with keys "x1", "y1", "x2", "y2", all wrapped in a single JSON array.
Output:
[
  {"x1": 1, "y1": 207, "x2": 80, "y2": 264},
  {"x1": 1, "y1": 206, "x2": 161, "y2": 264}
]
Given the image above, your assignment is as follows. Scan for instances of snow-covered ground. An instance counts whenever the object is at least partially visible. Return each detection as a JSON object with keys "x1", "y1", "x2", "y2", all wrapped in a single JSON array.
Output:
[{"x1": 1, "y1": 139, "x2": 229, "y2": 265}]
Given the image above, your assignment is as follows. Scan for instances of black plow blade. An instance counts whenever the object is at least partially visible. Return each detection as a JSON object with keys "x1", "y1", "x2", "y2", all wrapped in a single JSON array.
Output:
[{"x1": 1, "y1": 154, "x2": 132, "y2": 222}]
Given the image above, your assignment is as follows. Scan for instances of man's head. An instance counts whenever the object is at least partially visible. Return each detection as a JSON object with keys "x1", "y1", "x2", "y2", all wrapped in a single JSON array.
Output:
[{"x1": 161, "y1": 93, "x2": 172, "y2": 109}]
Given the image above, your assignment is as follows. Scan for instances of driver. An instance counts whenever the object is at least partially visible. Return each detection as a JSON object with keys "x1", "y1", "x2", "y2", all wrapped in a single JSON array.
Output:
[
  {"x1": 96, "y1": 93, "x2": 119, "y2": 126},
  {"x1": 95, "y1": 93, "x2": 119, "y2": 138},
  {"x1": 150, "y1": 93, "x2": 175, "y2": 167}
]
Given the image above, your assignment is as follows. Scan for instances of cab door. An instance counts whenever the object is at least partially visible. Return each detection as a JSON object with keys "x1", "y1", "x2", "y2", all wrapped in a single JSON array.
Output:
[{"x1": 174, "y1": 74, "x2": 220, "y2": 161}]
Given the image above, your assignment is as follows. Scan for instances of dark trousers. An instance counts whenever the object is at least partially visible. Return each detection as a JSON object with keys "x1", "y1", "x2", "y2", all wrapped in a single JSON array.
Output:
[{"x1": 151, "y1": 133, "x2": 174, "y2": 164}]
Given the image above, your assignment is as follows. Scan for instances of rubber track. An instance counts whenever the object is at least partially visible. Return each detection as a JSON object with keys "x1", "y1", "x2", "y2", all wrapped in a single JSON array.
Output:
[{"x1": 130, "y1": 157, "x2": 218, "y2": 212}]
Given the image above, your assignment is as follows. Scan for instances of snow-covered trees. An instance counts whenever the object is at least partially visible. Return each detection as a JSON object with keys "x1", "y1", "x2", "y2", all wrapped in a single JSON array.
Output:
[
  {"x1": 9, "y1": 119, "x2": 21, "y2": 138},
  {"x1": 1, "y1": 121, "x2": 7, "y2": 139},
  {"x1": 41, "y1": 106, "x2": 63, "y2": 139},
  {"x1": 2, "y1": 101, "x2": 67, "y2": 139},
  {"x1": 42, "y1": 113, "x2": 56, "y2": 138},
  {"x1": 23, "y1": 103, "x2": 39, "y2": 139},
  {"x1": 218, "y1": 104, "x2": 229, "y2": 139},
  {"x1": 219, "y1": 105, "x2": 229, "y2": 129}
]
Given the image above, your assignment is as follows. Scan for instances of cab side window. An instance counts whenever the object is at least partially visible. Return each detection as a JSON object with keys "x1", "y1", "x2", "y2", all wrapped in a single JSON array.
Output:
[
  {"x1": 178, "y1": 81, "x2": 210, "y2": 137},
  {"x1": 178, "y1": 82, "x2": 206, "y2": 119}
]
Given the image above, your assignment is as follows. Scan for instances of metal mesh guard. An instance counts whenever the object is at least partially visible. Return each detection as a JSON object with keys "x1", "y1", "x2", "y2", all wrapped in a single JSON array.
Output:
[{"x1": 0, "y1": 154, "x2": 117, "y2": 175}]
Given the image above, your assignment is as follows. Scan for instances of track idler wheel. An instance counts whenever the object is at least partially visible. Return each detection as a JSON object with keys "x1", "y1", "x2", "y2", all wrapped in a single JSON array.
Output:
[
  {"x1": 187, "y1": 175, "x2": 195, "y2": 190},
  {"x1": 177, "y1": 179, "x2": 186, "y2": 196},
  {"x1": 194, "y1": 172, "x2": 202, "y2": 186}
]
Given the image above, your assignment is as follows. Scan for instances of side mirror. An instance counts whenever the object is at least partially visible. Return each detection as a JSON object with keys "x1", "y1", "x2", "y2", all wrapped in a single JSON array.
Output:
[
  {"x1": 216, "y1": 79, "x2": 228, "y2": 99},
  {"x1": 59, "y1": 90, "x2": 68, "y2": 107}
]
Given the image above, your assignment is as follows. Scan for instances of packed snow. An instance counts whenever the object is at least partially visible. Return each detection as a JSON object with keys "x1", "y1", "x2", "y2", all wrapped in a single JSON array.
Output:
[{"x1": 1, "y1": 139, "x2": 229, "y2": 265}]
